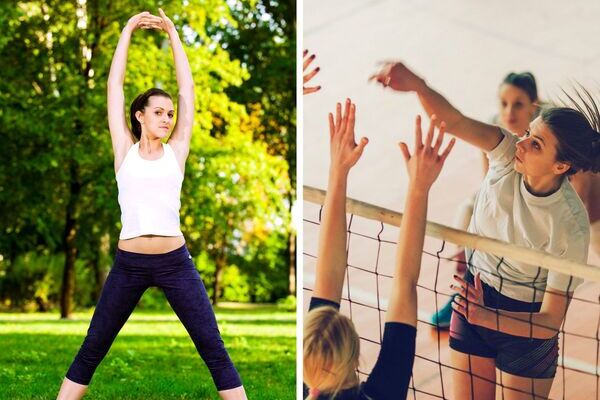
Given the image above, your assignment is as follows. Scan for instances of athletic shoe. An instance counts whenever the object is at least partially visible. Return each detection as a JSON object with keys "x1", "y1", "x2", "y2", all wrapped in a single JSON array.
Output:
[{"x1": 430, "y1": 294, "x2": 456, "y2": 329}]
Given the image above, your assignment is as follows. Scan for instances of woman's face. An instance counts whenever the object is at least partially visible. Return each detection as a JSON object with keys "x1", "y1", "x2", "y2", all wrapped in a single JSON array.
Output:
[
  {"x1": 514, "y1": 116, "x2": 569, "y2": 178},
  {"x1": 498, "y1": 84, "x2": 537, "y2": 137},
  {"x1": 137, "y1": 95, "x2": 175, "y2": 139}
]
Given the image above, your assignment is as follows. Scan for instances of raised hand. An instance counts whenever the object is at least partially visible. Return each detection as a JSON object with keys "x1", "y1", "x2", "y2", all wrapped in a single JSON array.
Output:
[
  {"x1": 157, "y1": 8, "x2": 177, "y2": 34},
  {"x1": 369, "y1": 61, "x2": 425, "y2": 92},
  {"x1": 303, "y1": 50, "x2": 321, "y2": 95},
  {"x1": 398, "y1": 115, "x2": 455, "y2": 192},
  {"x1": 125, "y1": 11, "x2": 163, "y2": 33},
  {"x1": 328, "y1": 99, "x2": 368, "y2": 174}
]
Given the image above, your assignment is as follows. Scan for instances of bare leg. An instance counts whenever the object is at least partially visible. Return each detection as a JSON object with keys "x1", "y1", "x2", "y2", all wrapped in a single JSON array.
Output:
[
  {"x1": 500, "y1": 371, "x2": 554, "y2": 400},
  {"x1": 219, "y1": 386, "x2": 248, "y2": 400},
  {"x1": 56, "y1": 377, "x2": 87, "y2": 400},
  {"x1": 450, "y1": 349, "x2": 496, "y2": 400}
]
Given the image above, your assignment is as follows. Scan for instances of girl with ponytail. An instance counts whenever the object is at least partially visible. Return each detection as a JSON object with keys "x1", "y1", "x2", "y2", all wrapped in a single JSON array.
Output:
[
  {"x1": 371, "y1": 61, "x2": 599, "y2": 399},
  {"x1": 303, "y1": 98, "x2": 454, "y2": 399},
  {"x1": 57, "y1": 10, "x2": 246, "y2": 400}
]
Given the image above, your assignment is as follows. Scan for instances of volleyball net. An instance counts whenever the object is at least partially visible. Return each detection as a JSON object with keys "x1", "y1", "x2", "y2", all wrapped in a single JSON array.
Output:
[{"x1": 303, "y1": 185, "x2": 600, "y2": 400}]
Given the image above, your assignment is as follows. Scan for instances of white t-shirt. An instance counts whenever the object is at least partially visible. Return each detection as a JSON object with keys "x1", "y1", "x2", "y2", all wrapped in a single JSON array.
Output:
[{"x1": 467, "y1": 129, "x2": 590, "y2": 302}]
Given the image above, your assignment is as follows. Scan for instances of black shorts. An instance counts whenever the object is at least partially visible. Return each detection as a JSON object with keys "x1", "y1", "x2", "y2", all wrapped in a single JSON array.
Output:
[{"x1": 449, "y1": 271, "x2": 558, "y2": 379}]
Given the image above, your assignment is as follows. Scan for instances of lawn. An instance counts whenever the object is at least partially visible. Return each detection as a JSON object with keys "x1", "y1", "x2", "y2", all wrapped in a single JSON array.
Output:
[{"x1": 0, "y1": 303, "x2": 296, "y2": 399}]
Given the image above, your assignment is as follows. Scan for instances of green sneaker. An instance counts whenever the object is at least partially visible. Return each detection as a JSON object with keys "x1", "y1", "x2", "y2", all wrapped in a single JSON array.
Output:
[{"x1": 430, "y1": 295, "x2": 456, "y2": 328}]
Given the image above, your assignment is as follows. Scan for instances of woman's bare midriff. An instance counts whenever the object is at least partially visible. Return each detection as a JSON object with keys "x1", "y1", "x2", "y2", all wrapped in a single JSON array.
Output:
[{"x1": 118, "y1": 235, "x2": 185, "y2": 254}]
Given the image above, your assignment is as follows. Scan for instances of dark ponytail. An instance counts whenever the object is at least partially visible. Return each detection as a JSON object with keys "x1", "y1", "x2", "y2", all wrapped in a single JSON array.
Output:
[
  {"x1": 542, "y1": 85, "x2": 600, "y2": 175},
  {"x1": 129, "y1": 88, "x2": 172, "y2": 141},
  {"x1": 502, "y1": 72, "x2": 538, "y2": 102}
]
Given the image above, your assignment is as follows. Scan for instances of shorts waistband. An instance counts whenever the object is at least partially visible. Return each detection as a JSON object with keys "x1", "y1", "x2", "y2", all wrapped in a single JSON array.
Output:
[{"x1": 465, "y1": 270, "x2": 542, "y2": 312}]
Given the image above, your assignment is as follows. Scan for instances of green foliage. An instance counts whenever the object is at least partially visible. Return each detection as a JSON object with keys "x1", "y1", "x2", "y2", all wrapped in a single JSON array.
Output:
[
  {"x1": 0, "y1": 1, "x2": 294, "y2": 310},
  {"x1": 217, "y1": 0, "x2": 296, "y2": 189},
  {"x1": 276, "y1": 294, "x2": 296, "y2": 312}
]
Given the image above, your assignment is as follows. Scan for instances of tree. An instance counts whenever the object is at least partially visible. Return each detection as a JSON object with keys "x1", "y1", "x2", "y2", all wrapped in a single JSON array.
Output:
[
  {"x1": 0, "y1": 1, "x2": 293, "y2": 315},
  {"x1": 215, "y1": 0, "x2": 297, "y2": 295}
]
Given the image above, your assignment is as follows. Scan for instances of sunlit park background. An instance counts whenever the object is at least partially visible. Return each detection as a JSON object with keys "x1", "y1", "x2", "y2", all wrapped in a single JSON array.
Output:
[{"x1": 0, "y1": 1, "x2": 296, "y2": 398}]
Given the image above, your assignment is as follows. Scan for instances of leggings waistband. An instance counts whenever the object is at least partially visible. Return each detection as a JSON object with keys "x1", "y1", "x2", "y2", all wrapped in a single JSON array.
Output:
[{"x1": 114, "y1": 244, "x2": 191, "y2": 267}]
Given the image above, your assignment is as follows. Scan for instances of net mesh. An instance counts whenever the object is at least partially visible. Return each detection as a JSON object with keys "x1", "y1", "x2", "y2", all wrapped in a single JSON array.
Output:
[{"x1": 303, "y1": 188, "x2": 600, "y2": 400}]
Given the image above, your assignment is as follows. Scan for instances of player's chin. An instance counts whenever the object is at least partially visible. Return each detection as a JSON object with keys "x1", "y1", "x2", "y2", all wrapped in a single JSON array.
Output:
[
  {"x1": 513, "y1": 159, "x2": 524, "y2": 174},
  {"x1": 154, "y1": 128, "x2": 170, "y2": 138}
]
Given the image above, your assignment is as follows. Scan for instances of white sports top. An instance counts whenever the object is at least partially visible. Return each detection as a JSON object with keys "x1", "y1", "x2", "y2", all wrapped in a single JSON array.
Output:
[
  {"x1": 116, "y1": 142, "x2": 184, "y2": 240},
  {"x1": 467, "y1": 129, "x2": 589, "y2": 302}
]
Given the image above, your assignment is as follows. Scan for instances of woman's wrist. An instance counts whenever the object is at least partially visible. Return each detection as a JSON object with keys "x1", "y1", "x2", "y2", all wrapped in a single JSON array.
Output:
[
  {"x1": 413, "y1": 77, "x2": 428, "y2": 94},
  {"x1": 328, "y1": 167, "x2": 349, "y2": 184},
  {"x1": 407, "y1": 182, "x2": 430, "y2": 198},
  {"x1": 166, "y1": 26, "x2": 179, "y2": 39}
]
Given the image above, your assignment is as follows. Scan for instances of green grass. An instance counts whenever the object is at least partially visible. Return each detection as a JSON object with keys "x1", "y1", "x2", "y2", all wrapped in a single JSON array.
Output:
[{"x1": 0, "y1": 303, "x2": 296, "y2": 399}]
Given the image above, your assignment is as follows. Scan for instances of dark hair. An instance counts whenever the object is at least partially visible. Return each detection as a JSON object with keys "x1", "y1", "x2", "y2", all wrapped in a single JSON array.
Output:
[
  {"x1": 501, "y1": 72, "x2": 538, "y2": 102},
  {"x1": 129, "y1": 88, "x2": 172, "y2": 141},
  {"x1": 541, "y1": 86, "x2": 600, "y2": 175}
]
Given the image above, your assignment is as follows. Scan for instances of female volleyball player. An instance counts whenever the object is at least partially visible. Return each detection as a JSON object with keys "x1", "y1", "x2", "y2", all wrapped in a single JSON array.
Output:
[
  {"x1": 371, "y1": 61, "x2": 600, "y2": 399},
  {"x1": 57, "y1": 10, "x2": 246, "y2": 400},
  {"x1": 431, "y1": 72, "x2": 542, "y2": 327},
  {"x1": 432, "y1": 73, "x2": 600, "y2": 328},
  {"x1": 303, "y1": 98, "x2": 455, "y2": 399}
]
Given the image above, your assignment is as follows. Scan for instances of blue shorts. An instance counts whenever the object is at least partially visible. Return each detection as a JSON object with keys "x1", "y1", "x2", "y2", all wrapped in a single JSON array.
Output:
[{"x1": 449, "y1": 271, "x2": 558, "y2": 379}]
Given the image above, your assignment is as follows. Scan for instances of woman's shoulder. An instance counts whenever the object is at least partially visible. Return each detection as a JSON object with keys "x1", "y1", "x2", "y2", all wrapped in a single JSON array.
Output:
[{"x1": 559, "y1": 180, "x2": 590, "y2": 235}]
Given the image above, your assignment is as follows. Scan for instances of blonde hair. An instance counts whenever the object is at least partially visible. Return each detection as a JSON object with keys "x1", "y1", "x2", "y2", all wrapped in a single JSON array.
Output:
[{"x1": 304, "y1": 306, "x2": 360, "y2": 399}]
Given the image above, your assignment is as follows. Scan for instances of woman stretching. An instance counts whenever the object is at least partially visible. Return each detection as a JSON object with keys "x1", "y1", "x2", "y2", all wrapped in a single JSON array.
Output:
[
  {"x1": 57, "y1": 10, "x2": 246, "y2": 400},
  {"x1": 303, "y1": 98, "x2": 454, "y2": 399},
  {"x1": 371, "y1": 62, "x2": 600, "y2": 399}
]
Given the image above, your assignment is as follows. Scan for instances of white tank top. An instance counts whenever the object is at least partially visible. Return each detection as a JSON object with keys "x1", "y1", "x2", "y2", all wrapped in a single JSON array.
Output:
[{"x1": 116, "y1": 142, "x2": 184, "y2": 240}]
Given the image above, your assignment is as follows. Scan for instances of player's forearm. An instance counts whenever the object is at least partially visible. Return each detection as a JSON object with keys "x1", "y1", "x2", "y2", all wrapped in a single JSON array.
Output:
[
  {"x1": 314, "y1": 169, "x2": 350, "y2": 302},
  {"x1": 480, "y1": 308, "x2": 562, "y2": 339},
  {"x1": 415, "y1": 82, "x2": 502, "y2": 152},
  {"x1": 395, "y1": 187, "x2": 428, "y2": 287}
]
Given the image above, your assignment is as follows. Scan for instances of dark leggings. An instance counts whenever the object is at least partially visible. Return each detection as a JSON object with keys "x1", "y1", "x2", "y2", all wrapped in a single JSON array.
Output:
[{"x1": 65, "y1": 244, "x2": 242, "y2": 390}]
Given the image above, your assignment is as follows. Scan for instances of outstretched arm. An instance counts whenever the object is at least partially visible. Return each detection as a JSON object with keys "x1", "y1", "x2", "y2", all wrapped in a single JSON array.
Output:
[
  {"x1": 313, "y1": 99, "x2": 369, "y2": 303},
  {"x1": 386, "y1": 116, "x2": 455, "y2": 326},
  {"x1": 157, "y1": 8, "x2": 194, "y2": 165},
  {"x1": 370, "y1": 62, "x2": 503, "y2": 152},
  {"x1": 107, "y1": 12, "x2": 159, "y2": 171}
]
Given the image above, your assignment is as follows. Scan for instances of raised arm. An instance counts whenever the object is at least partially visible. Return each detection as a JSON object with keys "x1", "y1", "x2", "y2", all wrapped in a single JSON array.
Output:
[
  {"x1": 370, "y1": 62, "x2": 503, "y2": 152},
  {"x1": 313, "y1": 99, "x2": 368, "y2": 303},
  {"x1": 386, "y1": 116, "x2": 455, "y2": 326},
  {"x1": 107, "y1": 12, "x2": 158, "y2": 171},
  {"x1": 157, "y1": 8, "x2": 195, "y2": 165}
]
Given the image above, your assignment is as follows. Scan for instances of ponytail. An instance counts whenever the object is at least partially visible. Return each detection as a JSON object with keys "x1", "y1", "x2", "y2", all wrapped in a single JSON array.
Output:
[{"x1": 543, "y1": 85, "x2": 600, "y2": 175}]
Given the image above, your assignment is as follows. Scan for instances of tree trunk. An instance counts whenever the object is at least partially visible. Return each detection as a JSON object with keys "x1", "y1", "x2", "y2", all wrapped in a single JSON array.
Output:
[
  {"x1": 212, "y1": 253, "x2": 226, "y2": 305},
  {"x1": 91, "y1": 233, "x2": 110, "y2": 302},
  {"x1": 288, "y1": 230, "x2": 296, "y2": 295},
  {"x1": 90, "y1": 248, "x2": 102, "y2": 303},
  {"x1": 287, "y1": 191, "x2": 296, "y2": 296},
  {"x1": 60, "y1": 163, "x2": 81, "y2": 319}
]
